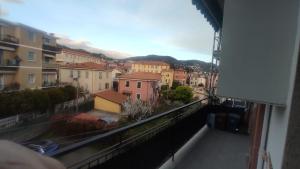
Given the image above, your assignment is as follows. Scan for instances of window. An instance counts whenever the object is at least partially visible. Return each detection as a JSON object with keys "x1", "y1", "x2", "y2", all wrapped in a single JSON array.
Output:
[
  {"x1": 136, "y1": 93, "x2": 141, "y2": 100},
  {"x1": 44, "y1": 57, "x2": 50, "y2": 64},
  {"x1": 125, "y1": 81, "x2": 130, "y2": 87},
  {"x1": 28, "y1": 74, "x2": 35, "y2": 84},
  {"x1": 98, "y1": 83, "x2": 102, "y2": 90},
  {"x1": 70, "y1": 70, "x2": 73, "y2": 77},
  {"x1": 27, "y1": 31, "x2": 35, "y2": 42},
  {"x1": 0, "y1": 50, "x2": 3, "y2": 65},
  {"x1": 77, "y1": 70, "x2": 81, "y2": 78},
  {"x1": 106, "y1": 72, "x2": 109, "y2": 78},
  {"x1": 27, "y1": 51, "x2": 35, "y2": 61},
  {"x1": 43, "y1": 37, "x2": 50, "y2": 44},
  {"x1": 85, "y1": 71, "x2": 89, "y2": 79},
  {"x1": 0, "y1": 74, "x2": 4, "y2": 90},
  {"x1": 99, "y1": 72, "x2": 102, "y2": 79},
  {"x1": 105, "y1": 83, "x2": 109, "y2": 89},
  {"x1": 137, "y1": 81, "x2": 141, "y2": 88}
]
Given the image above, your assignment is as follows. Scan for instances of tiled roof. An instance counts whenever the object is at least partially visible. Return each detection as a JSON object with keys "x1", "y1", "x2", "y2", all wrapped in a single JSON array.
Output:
[
  {"x1": 118, "y1": 72, "x2": 161, "y2": 81},
  {"x1": 133, "y1": 61, "x2": 169, "y2": 66},
  {"x1": 95, "y1": 90, "x2": 127, "y2": 104},
  {"x1": 61, "y1": 62, "x2": 109, "y2": 71}
]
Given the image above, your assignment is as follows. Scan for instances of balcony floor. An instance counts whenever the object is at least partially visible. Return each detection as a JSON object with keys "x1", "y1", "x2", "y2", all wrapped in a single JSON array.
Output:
[{"x1": 169, "y1": 128, "x2": 249, "y2": 169}]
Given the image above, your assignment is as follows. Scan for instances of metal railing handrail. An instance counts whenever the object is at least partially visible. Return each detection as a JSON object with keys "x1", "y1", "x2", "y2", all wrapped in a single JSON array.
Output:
[
  {"x1": 50, "y1": 98, "x2": 207, "y2": 157},
  {"x1": 67, "y1": 117, "x2": 172, "y2": 169}
]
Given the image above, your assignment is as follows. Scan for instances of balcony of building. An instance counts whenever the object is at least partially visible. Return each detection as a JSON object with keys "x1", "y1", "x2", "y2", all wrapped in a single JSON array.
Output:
[
  {"x1": 42, "y1": 39, "x2": 60, "y2": 55},
  {"x1": 0, "y1": 57, "x2": 21, "y2": 70},
  {"x1": 43, "y1": 99, "x2": 252, "y2": 169},
  {"x1": 42, "y1": 55, "x2": 58, "y2": 70},
  {"x1": 0, "y1": 34, "x2": 19, "y2": 51}
]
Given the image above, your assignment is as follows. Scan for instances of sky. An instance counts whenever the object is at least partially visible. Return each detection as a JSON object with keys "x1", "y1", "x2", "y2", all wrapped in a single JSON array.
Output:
[{"x1": 0, "y1": 0, "x2": 214, "y2": 62}]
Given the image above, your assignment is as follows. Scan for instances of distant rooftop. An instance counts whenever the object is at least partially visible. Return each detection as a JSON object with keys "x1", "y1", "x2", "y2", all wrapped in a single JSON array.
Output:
[
  {"x1": 61, "y1": 62, "x2": 109, "y2": 71},
  {"x1": 118, "y1": 72, "x2": 161, "y2": 81},
  {"x1": 95, "y1": 90, "x2": 127, "y2": 104},
  {"x1": 133, "y1": 61, "x2": 169, "y2": 66}
]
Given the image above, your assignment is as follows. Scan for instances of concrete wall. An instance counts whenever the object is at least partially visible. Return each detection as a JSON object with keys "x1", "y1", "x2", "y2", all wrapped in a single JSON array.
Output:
[{"x1": 218, "y1": 0, "x2": 300, "y2": 105}]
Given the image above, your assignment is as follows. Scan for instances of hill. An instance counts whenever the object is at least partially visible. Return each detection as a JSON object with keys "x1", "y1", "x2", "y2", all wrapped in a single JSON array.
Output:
[{"x1": 126, "y1": 55, "x2": 211, "y2": 72}]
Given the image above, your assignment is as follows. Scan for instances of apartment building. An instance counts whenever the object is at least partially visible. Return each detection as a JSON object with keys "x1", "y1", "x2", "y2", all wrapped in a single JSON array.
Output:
[
  {"x1": 174, "y1": 69, "x2": 187, "y2": 85},
  {"x1": 161, "y1": 69, "x2": 174, "y2": 88},
  {"x1": 56, "y1": 47, "x2": 105, "y2": 65},
  {"x1": 118, "y1": 72, "x2": 160, "y2": 103},
  {"x1": 189, "y1": 72, "x2": 207, "y2": 88},
  {"x1": 0, "y1": 19, "x2": 59, "y2": 91},
  {"x1": 131, "y1": 61, "x2": 170, "y2": 73},
  {"x1": 59, "y1": 62, "x2": 112, "y2": 94},
  {"x1": 131, "y1": 61, "x2": 173, "y2": 88}
]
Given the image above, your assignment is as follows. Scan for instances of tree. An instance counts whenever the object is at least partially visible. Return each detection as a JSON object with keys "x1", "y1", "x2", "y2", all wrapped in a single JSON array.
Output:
[
  {"x1": 171, "y1": 81, "x2": 181, "y2": 90},
  {"x1": 122, "y1": 100, "x2": 153, "y2": 121},
  {"x1": 47, "y1": 88, "x2": 67, "y2": 108},
  {"x1": 61, "y1": 85, "x2": 76, "y2": 101},
  {"x1": 172, "y1": 86, "x2": 193, "y2": 103}
]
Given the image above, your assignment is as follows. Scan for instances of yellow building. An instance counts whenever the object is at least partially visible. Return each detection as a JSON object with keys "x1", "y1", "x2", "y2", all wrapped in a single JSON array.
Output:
[
  {"x1": 161, "y1": 69, "x2": 174, "y2": 87},
  {"x1": 0, "y1": 19, "x2": 59, "y2": 91},
  {"x1": 131, "y1": 61, "x2": 173, "y2": 87},
  {"x1": 131, "y1": 61, "x2": 170, "y2": 73},
  {"x1": 94, "y1": 90, "x2": 127, "y2": 113},
  {"x1": 59, "y1": 62, "x2": 112, "y2": 94}
]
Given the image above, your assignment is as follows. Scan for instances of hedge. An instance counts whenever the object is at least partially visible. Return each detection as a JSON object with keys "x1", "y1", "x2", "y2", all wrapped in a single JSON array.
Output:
[{"x1": 0, "y1": 85, "x2": 77, "y2": 118}]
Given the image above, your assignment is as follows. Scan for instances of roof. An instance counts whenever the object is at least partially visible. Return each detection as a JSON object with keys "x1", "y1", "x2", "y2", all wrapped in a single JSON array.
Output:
[
  {"x1": 95, "y1": 90, "x2": 127, "y2": 104},
  {"x1": 62, "y1": 48, "x2": 98, "y2": 57},
  {"x1": 192, "y1": 0, "x2": 224, "y2": 31},
  {"x1": 133, "y1": 61, "x2": 169, "y2": 66},
  {"x1": 118, "y1": 72, "x2": 161, "y2": 81},
  {"x1": 61, "y1": 62, "x2": 109, "y2": 71}
]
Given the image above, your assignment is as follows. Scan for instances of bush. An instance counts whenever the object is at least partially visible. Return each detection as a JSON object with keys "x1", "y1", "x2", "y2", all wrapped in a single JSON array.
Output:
[
  {"x1": 171, "y1": 86, "x2": 193, "y2": 103},
  {"x1": 46, "y1": 88, "x2": 67, "y2": 107},
  {"x1": 61, "y1": 85, "x2": 76, "y2": 101}
]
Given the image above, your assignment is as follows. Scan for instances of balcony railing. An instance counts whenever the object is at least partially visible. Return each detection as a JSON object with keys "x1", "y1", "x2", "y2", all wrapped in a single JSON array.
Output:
[
  {"x1": 42, "y1": 44, "x2": 60, "y2": 54},
  {"x1": 0, "y1": 58, "x2": 20, "y2": 68},
  {"x1": 42, "y1": 81, "x2": 57, "y2": 88},
  {"x1": 42, "y1": 63, "x2": 58, "y2": 69},
  {"x1": 50, "y1": 99, "x2": 207, "y2": 168},
  {"x1": 0, "y1": 34, "x2": 19, "y2": 49},
  {"x1": 0, "y1": 82, "x2": 20, "y2": 92}
]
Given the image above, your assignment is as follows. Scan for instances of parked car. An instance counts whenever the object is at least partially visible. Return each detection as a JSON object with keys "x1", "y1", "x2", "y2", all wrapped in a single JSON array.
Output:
[{"x1": 23, "y1": 140, "x2": 59, "y2": 156}]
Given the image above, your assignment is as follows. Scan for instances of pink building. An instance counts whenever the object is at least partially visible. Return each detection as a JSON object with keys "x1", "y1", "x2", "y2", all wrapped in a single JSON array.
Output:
[{"x1": 118, "y1": 72, "x2": 161, "y2": 103}]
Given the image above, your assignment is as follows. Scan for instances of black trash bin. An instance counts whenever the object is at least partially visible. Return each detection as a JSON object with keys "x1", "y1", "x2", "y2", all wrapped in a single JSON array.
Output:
[
  {"x1": 227, "y1": 113, "x2": 241, "y2": 132},
  {"x1": 215, "y1": 112, "x2": 227, "y2": 130}
]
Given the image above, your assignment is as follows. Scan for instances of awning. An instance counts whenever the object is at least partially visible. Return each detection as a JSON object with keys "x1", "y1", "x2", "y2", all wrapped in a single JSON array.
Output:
[{"x1": 192, "y1": 0, "x2": 224, "y2": 31}]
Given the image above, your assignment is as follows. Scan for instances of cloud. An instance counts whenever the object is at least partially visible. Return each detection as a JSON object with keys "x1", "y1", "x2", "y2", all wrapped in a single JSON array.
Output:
[
  {"x1": 55, "y1": 34, "x2": 132, "y2": 59},
  {"x1": 0, "y1": 0, "x2": 23, "y2": 16},
  {"x1": 0, "y1": 0, "x2": 23, "y2": 3},
  {"x1": 0, "y1": 8, "x2": 8, "y2": 16}
]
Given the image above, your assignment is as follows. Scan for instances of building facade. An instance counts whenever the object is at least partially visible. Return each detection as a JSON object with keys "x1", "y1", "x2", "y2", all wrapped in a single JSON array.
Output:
[
  {"x1": 161, "y1": 69, "x2": 174, "y2": 88},
  {"x1": 59, "y1": 62, "x2": 112, "y2": 94},
  {"x1": 131, "y1": 61, "x2": 173, "y2": 88},
  {"x1": 94, "y1": 90, "x2": 127, "y2": 113},
  {"x1": 131, "y1": 61, "x2": 170, "y2": 73},
  {"x1": 189, "y1": 72, "x2": 207, "y2": 88},
  {"x1": 118, "y1": 72, "x2": 160, "y2": 103},
  {"x1": 174, "y1": 69, "x2": 187, "y2": 85},
  {"x1": 0, "y1": 19, "x2": 59, "y2": 91}
]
